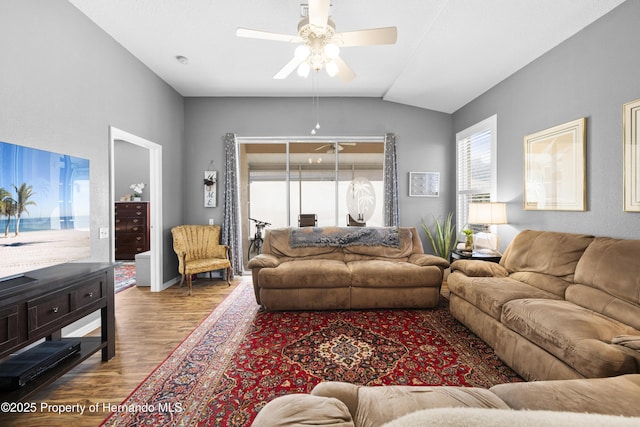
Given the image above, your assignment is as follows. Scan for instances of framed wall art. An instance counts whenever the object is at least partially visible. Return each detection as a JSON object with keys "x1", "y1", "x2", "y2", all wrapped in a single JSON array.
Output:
[
  {"x1": 523, "y1": 117, "x2": 586, "y2": 211},
  {"x1": 624, "y1": 98, "x2": 640, "y2": 212},
  {"x1": 409, "y1": 172, "x2": 440, "y2": 197}
]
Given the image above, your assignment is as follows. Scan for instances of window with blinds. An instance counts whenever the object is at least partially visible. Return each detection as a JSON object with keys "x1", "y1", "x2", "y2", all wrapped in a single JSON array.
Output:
[{"x1": 456, "y1": 115, "x2": 497, "y2": 234}]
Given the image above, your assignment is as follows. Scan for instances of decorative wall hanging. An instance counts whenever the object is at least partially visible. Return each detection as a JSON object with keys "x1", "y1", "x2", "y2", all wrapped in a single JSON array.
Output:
[
  {"x1": 409, "y1": 172, "x2": 440, "y2": 197},
  {"x1": 204, "y1": 170, "x2": 217, "y2": 207},
  {"x1": 624, "y1": 98, "x2": 640, "y2": 212},
  {"x1": 346, "y1": 177, "x2": 376, "y2": 223},
  {"x1": 524, "y1": 118, "x2": 586, "y2": 211}
]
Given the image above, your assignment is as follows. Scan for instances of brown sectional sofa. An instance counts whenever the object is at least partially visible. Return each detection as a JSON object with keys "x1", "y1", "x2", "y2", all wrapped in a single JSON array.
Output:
[
  {"x1": 247, "y1": 226, "x2": 449, "y2": 311},
  {"x1": 448, "y1": 229, "x2": 640, "y2": 381},
  {"x1": 252, "y1": 374, "x2": 640, "y2": 426}
]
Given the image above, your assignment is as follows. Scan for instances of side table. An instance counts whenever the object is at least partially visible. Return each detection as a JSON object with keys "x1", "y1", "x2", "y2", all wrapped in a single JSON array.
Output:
[{"x1": 451, "y1": 249, "x2": 502, "y2": 263}]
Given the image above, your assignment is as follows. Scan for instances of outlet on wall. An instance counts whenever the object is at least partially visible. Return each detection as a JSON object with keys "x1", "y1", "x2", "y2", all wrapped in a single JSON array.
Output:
[
  {"x1": 208, "y1": 218, "x2": 214, "y2": 225},
  {"x1": 99, "y1": 227, "x2": 109, "y2": 239}
]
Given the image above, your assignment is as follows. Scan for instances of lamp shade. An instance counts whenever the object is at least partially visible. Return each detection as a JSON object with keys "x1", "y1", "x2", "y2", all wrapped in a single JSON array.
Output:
[{"x1": 468, "y1": 202, "x2": 508, "y2": 225}]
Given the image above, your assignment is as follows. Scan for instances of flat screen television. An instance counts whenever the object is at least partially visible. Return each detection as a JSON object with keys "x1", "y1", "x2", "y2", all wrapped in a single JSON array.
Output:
[{"x1": 0, "y1": 141, "x2": 90, "y2": 281}]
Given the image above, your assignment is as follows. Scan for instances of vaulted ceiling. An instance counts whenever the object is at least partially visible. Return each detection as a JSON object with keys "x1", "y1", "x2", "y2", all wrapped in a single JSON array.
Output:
[{"x1": 68, "y1": 0, "x2": 625, "y2": 113}]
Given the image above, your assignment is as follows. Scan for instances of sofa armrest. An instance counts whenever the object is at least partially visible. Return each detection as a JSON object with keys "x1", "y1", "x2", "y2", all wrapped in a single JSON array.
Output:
[
  {"x1": 251, "y1": 393, "x2": 354, "y2": 427},
  {"x1": 247, "y1": 254, "x2": 281, "y2": 269},
  {"x1": 312, "y1": 382, "x2": 360, "y2": 421},
  {"x1": 450, "y1": 259, "x2": 508, "y2": 277},
  {"x1": 409, "y1": 254, "x2": 450, "y2": 268}
]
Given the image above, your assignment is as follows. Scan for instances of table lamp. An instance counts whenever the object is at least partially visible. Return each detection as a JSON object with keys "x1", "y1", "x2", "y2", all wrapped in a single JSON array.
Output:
[{"x1": 467, "y1": 202, "x2": 508, "y2": 253}]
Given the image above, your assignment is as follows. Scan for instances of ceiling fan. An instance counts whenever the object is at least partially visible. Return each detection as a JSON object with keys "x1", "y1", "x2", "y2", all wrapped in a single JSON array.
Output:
[
  {"x1": 236, "y1": 0, "x2": 397, "y2": 82},
  {"x1": 316, "y1": 142, "x2": 357, "y2": 152}
]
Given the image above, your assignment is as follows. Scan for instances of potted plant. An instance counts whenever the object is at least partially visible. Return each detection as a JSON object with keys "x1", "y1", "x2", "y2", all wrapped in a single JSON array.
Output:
[
  {"x1": 421, "y1": 212, "x2": 457, "y2": 260},
  {"x1": 130, "y1": 182, "x2": 145, "y2": 201},
  {"x1": 461, "y1": 228, "x2": 474, "y2": 252}
]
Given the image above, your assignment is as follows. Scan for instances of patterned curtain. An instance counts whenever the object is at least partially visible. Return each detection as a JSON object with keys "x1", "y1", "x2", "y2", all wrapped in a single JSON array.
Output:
[
  {"x1": 383, "y1": 133, "x2": 399, "y2": 227},
  {"x1": 222, "y1": 133, "x2": 243, "y2": 276}
]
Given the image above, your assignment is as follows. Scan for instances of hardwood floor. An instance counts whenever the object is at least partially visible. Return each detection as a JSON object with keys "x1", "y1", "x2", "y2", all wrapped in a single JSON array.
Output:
[{"x1": 3, "y1": 276, "x2": 241, "y2": 427}]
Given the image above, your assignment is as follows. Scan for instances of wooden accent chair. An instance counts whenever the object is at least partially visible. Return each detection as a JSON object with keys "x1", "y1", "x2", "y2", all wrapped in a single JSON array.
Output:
[
  {"x1": 347, "y1": 214, "x2": 366, "y2": 227},
  {"x1": 298, "y1": 213, "x2": 317, "y2": 227},
  {"x1": 171, "y1": 225, "x2": 231, "y2": 295}
]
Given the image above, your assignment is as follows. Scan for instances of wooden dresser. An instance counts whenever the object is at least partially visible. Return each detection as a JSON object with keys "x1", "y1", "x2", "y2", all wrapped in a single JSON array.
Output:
[{"x1": 115, "y1": 201, "x2": 150, "y2": 260}]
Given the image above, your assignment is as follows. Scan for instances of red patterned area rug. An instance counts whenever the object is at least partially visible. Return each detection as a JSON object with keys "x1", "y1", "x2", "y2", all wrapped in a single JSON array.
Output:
[
  {"x1": 114, "y1": 262, "x2": 136, "y2": 293},
  {"x1": 101, "y1": 279, "x2": 522, "y2": 427}
]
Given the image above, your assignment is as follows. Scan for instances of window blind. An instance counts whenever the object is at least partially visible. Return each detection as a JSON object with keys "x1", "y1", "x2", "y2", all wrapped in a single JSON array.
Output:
[{"x1": 457, "y1": 126, "x2": 494, "y2": 233}]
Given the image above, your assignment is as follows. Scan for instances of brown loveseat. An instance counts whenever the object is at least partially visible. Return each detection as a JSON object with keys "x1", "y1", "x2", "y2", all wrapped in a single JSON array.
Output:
[
  {"x1": 251, "y1": 375, "x2": 640, "y2": 426},
  {"x1": 247, "y1": 226, "x2": 449, "y2": 311},
  {"x1": 448, "y1": 229, "x2": 640, "y2": 381}
]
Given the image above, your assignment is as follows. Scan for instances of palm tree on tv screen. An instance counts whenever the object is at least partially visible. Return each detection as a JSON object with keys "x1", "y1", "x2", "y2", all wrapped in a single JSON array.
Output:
[
  {"x1": 0, "y1": 187, "x2": 13, "y2": 237},
  {"x1": 12, "y1": 183, "x2": 36, "y2": 236}
]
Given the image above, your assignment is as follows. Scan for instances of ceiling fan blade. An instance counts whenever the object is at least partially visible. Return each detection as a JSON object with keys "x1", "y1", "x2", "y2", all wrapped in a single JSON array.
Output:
[
  {"x1": 308, "y1": 0, "x2": 330, "y2": 32},
  {"x1": 336, "y1": 27, "x2": 398, "y2": 47},
  {"x1": 273, "y1": 55, "x2": 306, "y2": 79},
  {"x1": 334, "y1": 56, "x2": 356, "y2": 83},
  {"x1": 236, "y1": 28, "x2": 302, "y2": 43},
  {"x1": 315, "y1": 144, "x2": 330, "y2": 151}
]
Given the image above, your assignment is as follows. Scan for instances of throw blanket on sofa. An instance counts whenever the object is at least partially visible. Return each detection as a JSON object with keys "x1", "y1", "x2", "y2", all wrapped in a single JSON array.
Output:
[{"x1": 290, "y1": 227, "x2": 400, "y2": 248}]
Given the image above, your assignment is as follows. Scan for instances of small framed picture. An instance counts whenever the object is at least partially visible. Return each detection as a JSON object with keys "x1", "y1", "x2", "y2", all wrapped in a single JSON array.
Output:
[{"x1": 409, "y1": 172, "x2": 440, "y2": 197}]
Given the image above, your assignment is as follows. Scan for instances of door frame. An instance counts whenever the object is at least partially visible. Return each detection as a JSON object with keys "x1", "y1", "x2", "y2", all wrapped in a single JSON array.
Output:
[{"x1": 109, "y1": 126, "x2": 163, "y2": 292}]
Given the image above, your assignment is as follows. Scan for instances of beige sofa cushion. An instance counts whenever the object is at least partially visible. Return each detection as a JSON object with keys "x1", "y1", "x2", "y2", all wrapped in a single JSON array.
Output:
[
  {"x1": 570, "y1": 237, "x2": 640, "y2": 330},
  {"x1": 501, "y1": 299, "x2": 640, "y2": 378},
  {"x1": 500, "y1": 230, "x2": 594, "y2": 281},
  {"x1": 348, "y1": 260, "x2": 441, "y2": 288},
  {"x1": 490, "y1": 374, "x2": 640, "y2": 416},
  {"x1": 566, "y1": 284, "x2": 640, "y2": 331},
  {"x1": 311, "y1": 382, "x2": 509, "y2": 427},
  {"x1": 447, "y1": 274, "x2": 561, "y2": 320},
  {"x1": 574, "y1": 237, "x2": 640, "y2": 305},
  {"x1": 258, "y1": 259, "x2": 351, "y2": 288},
  {"x1": 382, "y1": 408, "x2": 640, "y2": 427}
]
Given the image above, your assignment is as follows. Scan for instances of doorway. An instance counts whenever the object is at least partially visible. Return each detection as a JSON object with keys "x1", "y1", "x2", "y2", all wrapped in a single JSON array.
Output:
[{"x1": 109, "y1": 126, "x2": 163, "y2": 292}]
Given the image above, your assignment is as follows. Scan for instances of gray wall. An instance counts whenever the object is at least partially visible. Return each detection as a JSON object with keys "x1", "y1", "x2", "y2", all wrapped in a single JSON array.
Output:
[
  {"x1": 453, "y1": 0, "x2": 640, "y2": 246},
  {"x1": 0, "y1": 0, "x2": 185, "y2": 282},
  {"x1": 184, "y1": 97, "x2": 453, "y2": 253},
  {"x1": 115, "y1": 140, "x2": 151, "y2": 202}
]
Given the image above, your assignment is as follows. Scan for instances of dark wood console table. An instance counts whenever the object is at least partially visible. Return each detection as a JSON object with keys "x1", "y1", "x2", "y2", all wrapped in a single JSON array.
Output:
[{"x1": 0, "y1": 262, "x2": 116, "y2": 401}]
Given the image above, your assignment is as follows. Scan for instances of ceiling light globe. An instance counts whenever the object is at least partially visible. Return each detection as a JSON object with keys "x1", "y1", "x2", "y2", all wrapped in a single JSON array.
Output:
[
  {"x1": 324, "y1": 43, "x2": 340, "y2": 59},
  {"x1": 297, "y1": 62, "x2": 311, "y2": 78},
  {"x1": 294, "y1": 45, "x2": 311, "y2": 60},
  {"x1": 326, "y1": 61, "x2": 339, "y2": 77}
]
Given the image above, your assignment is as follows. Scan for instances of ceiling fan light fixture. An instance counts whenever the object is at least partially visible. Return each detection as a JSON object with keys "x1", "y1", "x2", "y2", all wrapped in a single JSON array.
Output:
[
  {"x1": 325, "y1": 60, "x2": 339, "y2": 77},
  {"x1": 237, "y1": 0, "x2": 397, "y2": 82},
  {"x1": 324, "y1": 43, "x2": 340, "y2": 59},
  {"x1": 297, "y1": 62, "x2": 311, "y2": 78}
]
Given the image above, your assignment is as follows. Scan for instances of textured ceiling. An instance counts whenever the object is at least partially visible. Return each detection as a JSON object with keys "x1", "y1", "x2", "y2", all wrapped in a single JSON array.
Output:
[{"x1": 68, "y1": 0, "x2": 625, "y2": 113}]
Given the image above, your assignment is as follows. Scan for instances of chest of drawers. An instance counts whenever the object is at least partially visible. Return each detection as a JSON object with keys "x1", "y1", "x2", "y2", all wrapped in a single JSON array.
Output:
[{"x1": 115, "y1": 202, "x2": 150, "y2": 260}]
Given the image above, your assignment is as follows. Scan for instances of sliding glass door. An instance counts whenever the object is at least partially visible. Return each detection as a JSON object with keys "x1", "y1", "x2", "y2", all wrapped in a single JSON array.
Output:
[{"x1": 239, "y1": 137, "x2": 384, "y2": 265}]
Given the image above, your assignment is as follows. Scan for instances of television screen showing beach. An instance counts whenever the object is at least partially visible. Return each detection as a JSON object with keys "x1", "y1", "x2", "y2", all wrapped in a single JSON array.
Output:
[{"x1": 0, "y1": 141, "x2": 90, "y2": 279}]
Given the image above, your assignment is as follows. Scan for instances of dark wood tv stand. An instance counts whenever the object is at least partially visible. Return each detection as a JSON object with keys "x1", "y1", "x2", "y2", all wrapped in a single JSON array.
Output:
[{"x1": 0, "y1": 262, "x2": 116, "y2": 401}]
